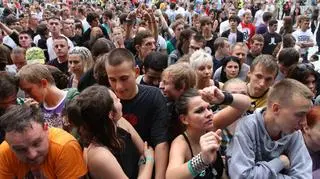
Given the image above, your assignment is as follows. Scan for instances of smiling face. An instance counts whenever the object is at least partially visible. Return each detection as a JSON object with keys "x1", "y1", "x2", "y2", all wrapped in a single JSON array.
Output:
[
  {"x1": 182, "y1": 96, "x2": 214, "y2": 131},
  {"x1": 5, "y1": 121, "x2": 49, "y2": 165}
]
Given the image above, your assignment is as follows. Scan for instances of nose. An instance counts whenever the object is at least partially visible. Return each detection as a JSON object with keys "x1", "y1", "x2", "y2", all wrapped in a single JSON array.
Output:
[
  {"x1": 26, "y1": 148, "x2": 38, "y2": 160},
  {"x1": 151, "y1": 43, "x2": 156, "y2": 51},
  {"x1": 115, "y1": 82, "x2": 124, "y2": 92},
  {"x1": 258, "y1": 79, "x2": 266, "y2": 88}
]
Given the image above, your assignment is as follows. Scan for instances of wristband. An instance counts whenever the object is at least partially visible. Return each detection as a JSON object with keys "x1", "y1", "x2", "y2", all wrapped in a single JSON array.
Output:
[
  {"x1": 218, "y1": 92, "x2": 234, "y2": 105},
  {"x1": 187, "y1": 153, "x2": 209, "y2": 177},
  {"x1": 145, "y1": 157, "x2": 154, "y2": 163}
]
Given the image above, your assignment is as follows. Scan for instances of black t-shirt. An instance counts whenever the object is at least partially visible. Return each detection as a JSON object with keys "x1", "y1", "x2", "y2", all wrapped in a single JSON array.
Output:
[
  {"x1": 204, "y1": 33, "x2": 218, "y2": 56},
  {"x1": 245, "y1": 52, "x2": 256, "y2": 66},
  {"x1": 121, "y1": 85, "x2": 169, "y2": 147},
  {"x1": 46, "y1": 58, "x2": 69, "y2": 75},
  {"x1": 262, "y1": 32, "x2": 282, "y2": 55},
  {"x1": 77, "y1": 68, "x2": 97, "y2": 92}
]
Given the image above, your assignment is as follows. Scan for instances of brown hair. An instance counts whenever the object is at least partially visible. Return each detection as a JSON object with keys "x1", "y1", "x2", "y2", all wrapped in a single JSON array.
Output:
[
  {"x1": 17, "y1": 64, "x2": 55, "y2": 85},
  {"x1": 162, "y1": 63, "x2": 196, "y2": 90}
]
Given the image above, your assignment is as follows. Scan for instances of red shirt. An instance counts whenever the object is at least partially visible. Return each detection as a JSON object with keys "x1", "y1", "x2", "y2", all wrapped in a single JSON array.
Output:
[{"x1": 239, "y1": 22, "x2": 256, "y2": 48}]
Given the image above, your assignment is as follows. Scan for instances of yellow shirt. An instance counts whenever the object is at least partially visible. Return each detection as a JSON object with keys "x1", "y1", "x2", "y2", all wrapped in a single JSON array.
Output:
[
  {"x1": 0, "y1": 128, "x2": 87, "y2": 179},
  {"x1": 248, "y1": 90, "x2": 269, "y2": 113}
]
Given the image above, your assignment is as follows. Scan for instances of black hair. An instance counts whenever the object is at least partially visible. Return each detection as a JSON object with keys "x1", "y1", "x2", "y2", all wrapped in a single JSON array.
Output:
[
  {"x1": 278, "y1": 48, "x2": 299, "y2": 67},
  {"x1": 220, "y1": 56, "x2": 241, "y2": 83},
  {"x1": 262, "y1": 12, "x2": 273, "y2": 22},
  {"x1": 86, "y1": 12, "x2": 99, "y2": 24},
  {"x1": 288, "y1": 64, "x2": 318, "y2": 86},
  {"x1": 143, "y1": 52, "x2": 168, "y2": 72},
  {"x1": 175, "y1": 88, "x2": 199, "y2": 115}
]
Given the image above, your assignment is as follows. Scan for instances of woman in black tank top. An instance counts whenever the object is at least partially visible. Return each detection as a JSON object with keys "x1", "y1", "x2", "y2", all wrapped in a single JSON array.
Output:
[
  {"x1": 67, "y1": 85, "x2": 154, "y2": 179},
  {"x1": 166, "y1": 87, "x2": 251, "y2": 179}
]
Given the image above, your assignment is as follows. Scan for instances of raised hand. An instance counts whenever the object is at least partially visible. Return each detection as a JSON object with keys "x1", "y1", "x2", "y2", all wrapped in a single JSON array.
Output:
[
  {"x1": 199, "y1": 86, "x2": 225, "y2": 104},
  {"x1": 199, "y1": 129, "x2": 222, "y2": 165}
]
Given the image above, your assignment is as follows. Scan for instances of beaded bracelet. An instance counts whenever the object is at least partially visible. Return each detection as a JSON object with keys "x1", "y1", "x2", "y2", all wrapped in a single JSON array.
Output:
[
  {"x1": 187, "y1": 153, "x2": 209, "y2": 177},
  {"x1": 146, "y1": 157, "x2": 154, "y2": 163}
]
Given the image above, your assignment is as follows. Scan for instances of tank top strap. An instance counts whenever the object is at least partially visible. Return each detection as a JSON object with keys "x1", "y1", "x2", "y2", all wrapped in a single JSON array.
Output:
[{"x1": 182, "y1": 132, "x2": 195, "y2": 157}]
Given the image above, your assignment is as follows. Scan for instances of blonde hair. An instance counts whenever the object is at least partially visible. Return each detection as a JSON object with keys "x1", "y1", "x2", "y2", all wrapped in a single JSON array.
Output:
[
  {"x1": 17, "y1": 64, "x2": 55, "y2": 85},
  {"x1": 68, "y1": 46, "x2": 94, "y2": 73},
  {"x1": 162, "y1": 63, "x2": 196, "y2": 90},
  {"x1": 189, "y1": 49, "x2": 213, "y2": 70}
]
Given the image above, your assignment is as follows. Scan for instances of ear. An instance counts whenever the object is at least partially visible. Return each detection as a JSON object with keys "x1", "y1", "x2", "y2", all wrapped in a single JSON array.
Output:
[
  {"x1": 40, "y1": 79, "x2": 48, "y2": 88},
  {"x1": 135, "y1": 66, "x2": 140, "y2": 78},
  {"x1": 271, "y1": 102, "x2": 281, "y2": 115},
  {"x1": 179, "y1": 115, "x2": 189, "y2": 125},
  {"x1": 142, "y1": 66, "x2": 145, "y2": 74},
  {"x1": 135, "y1": 44, "x2": 140, "y2": 52},
  {"x1": 303, "y1": 125, "x2": 310, "y2": 134},
  {"x1": 109, "y1": 111, "x2": 114, "y2": 121}
]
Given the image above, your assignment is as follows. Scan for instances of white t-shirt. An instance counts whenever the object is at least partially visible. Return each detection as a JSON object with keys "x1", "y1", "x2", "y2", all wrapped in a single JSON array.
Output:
[
  {"x1": 254, "y1": 10, "x2": 264, "y2": 27},
  {"x1": 228, "y1": 32, "x2": 237, "y2": 45},
  {"x1": 3, "y1": 35, "x2": 17, "y2": 49},
  {"x1": 157, "y1": 35, "x2": 167, "y2": 51},
  {"x1": 47, "y1": 35, "x2": 74, "y2": 61},
  {"x1": 219, "y1": 20, "x2": 230, "y2": 35},
  {"x1": 292, "y1": 29, "x2": 315, "y2": 54},
  {"x1": 81, "y1": 18, "x2": 90, "y2": 33}
]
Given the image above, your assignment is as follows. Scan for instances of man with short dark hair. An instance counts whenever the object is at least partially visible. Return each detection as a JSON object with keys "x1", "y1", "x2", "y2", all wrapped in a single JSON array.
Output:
[
  {"x1": 256, "y1": 11, "x2": 273, "y2": 34},
  {"x1": 47, "y1": 36, "x2": 70, "y2": 75},
  {"x1": 46, "y1": 17, "x2": 74, "y2": 61},
  {"x1": 0, "y1": 105, "x2": 87, "y2": 178},
  {"x1": 276, "y1": 48, "x2": 300, "y2": 81},
  {"x1": 188, "y1": 33, "x2": 206, "y2": 55},
  {"x1": 222, "y1": 15, "x2": 244, "y2": 45},
  {"x1": 213, "y1": 37, "x2": 231, "y2": 71},
  {"x1": 105, "y1": 48, "x2": 169, "y2": 179},
  {"x1": 134, "y1": 30, "x2": 156, "y2": 73},
  {"x1": 246, "y1": 34, "x2": 264, "y2": 65},
  {"x1": 227, "y1": 79, "x2": 313, "y2": 178},
  {"x1": 262, "y1": 19, "x2": 282, "y2": 55},
  {"x1": 81, "y1": 12, "x2": 109, "y2": 45},
  {"x1": 136, "y1": 52, "x2": 168, "y2": 87}
]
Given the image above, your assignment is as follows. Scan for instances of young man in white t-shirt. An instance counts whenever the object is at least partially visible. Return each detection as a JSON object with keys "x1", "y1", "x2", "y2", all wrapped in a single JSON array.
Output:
[{"x1": 292, "y1": 15, "x2": 315, "y2": 63}]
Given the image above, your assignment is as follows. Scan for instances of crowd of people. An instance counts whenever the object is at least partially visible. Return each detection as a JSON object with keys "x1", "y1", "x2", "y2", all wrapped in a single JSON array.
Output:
[{"x1": 0, "y1": 0, "x2": 320, "y2": 178}]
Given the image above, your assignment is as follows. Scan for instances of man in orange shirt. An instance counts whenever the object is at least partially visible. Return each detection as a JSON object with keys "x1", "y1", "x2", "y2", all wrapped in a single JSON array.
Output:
[{"x1": 0, "y1": 104, "x2": 87, "y2": 178}]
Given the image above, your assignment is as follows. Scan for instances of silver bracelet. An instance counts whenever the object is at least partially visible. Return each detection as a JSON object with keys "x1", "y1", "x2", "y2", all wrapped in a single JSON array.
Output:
[{"x1": 190, "y1": 153, "x2": 209, "y2": 175}]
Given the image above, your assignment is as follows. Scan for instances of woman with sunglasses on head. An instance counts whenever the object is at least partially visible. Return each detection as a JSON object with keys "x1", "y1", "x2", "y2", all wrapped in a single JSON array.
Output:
[
  {"x1": 67, "y1": 85, "x2": 154, "y2": 179},
  {"x1": 166, "y1": 87, "x2": 250, "y2": 179}
]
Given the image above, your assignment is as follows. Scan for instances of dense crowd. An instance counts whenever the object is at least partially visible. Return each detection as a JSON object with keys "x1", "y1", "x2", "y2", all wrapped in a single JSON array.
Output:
[{"x1": 0, "y1": 0, "x2": 320, "y2": 178}]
